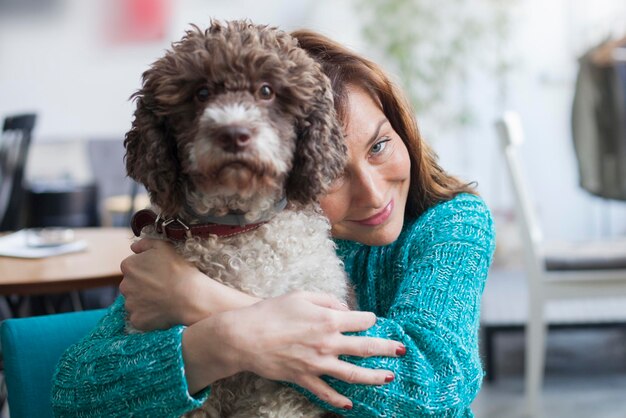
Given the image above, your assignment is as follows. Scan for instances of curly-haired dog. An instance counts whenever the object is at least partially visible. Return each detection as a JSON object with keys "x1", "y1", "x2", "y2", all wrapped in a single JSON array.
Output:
[{"x1": 125, "y1": 20, "x2": 348, "y2": 418}]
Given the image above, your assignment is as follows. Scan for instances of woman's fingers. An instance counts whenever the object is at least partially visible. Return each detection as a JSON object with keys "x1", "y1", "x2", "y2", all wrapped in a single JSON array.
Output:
[
  {"x1": 322, "y1": 358, "x2": 395, "y2": 386},
  {"x1": 130, "y1": 238, "x2": 164, "y2": 254},
  {"x1": 330, "y1": 309, "x2": 377, "y2": 332},
  {"x1": 334, "y1": 335, "x2": 406, "y2": 358},
  {"x1": 295, "y1": 374, "x2": 352, "y2": 410},
  {"x1": 298, "y1": 291, "x2": 349, "y2": 311}
]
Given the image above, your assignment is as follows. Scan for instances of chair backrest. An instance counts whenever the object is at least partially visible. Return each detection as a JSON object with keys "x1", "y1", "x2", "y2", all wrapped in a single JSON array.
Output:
[
  {"x1": 0, "y1": 309, "x2": 106, "y2": 418},
  {"x1": 26, "y1": 181, "x2": 101, "y2": 227},
  {"x1": 0, "y1": 113, "x2": 37, "y2": 231},
  {"x1": 86, "y1": 138, "x2": 144, "y2": 227},
  {"x1": 495, "y1": 112, "x2": 544, "y2": 274}
]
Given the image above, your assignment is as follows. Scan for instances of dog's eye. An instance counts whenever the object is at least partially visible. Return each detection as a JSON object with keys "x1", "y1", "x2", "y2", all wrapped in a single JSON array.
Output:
[
  {"x1": 257, "y1": 84, "x2": 274, "y2": 101},
  {"x1": 196, "y1": 86, "x2": 210, "y2": 102}
]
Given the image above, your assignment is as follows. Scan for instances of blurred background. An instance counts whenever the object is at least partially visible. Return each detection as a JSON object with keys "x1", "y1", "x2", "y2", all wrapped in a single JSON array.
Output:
[
  {"x1": 0, "y1": 0, "x2": 625, "y2": 417},
  {"x1": 1, "y1": 0, "x2": 625, "y2": 241}
]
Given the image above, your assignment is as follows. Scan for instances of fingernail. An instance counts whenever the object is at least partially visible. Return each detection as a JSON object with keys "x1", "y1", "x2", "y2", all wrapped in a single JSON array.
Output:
[
  {"x1": 396, "y1": 345, "x2": 406, "y2": 356},
  {"x1": 343, "y1": 403, "x2": 353, "y2": 410},
  {"x1": 384, "y1": 374, "x2": 395, "y2": 383}
]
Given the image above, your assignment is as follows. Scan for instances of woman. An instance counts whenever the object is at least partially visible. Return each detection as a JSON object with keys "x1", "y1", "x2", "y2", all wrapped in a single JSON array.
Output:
[{"x1": 52, "y1": 30, "x2": 495, "y2": 417}]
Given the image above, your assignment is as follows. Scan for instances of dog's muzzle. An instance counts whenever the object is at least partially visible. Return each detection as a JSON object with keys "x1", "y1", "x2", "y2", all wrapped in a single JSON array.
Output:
[{"x1": 215, "y1": 125, "x2": 253, "y2": 153}]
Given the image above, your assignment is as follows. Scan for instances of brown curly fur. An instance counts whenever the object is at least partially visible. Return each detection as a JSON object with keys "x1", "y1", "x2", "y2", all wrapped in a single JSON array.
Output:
[{"x1": 124, "y1": 20, "x2": 345, "y2": 218}]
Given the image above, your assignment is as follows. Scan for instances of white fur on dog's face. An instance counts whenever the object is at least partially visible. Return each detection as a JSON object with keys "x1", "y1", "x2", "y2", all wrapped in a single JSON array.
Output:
[
  {"x1": 192, "y1": 103, "x2": 291, "y2": 177},
  {"x1": 184, "y1": 92, "x2": 297, "y2": 216}
]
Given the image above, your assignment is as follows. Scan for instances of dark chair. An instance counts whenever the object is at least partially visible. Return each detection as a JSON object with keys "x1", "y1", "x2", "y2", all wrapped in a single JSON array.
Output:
[
  {"x1": 0, "y1": 113, "x2": 37, "y2": 231},
  {"x1": 26, "y1": 181, "x2": 100, "y2": 228}
]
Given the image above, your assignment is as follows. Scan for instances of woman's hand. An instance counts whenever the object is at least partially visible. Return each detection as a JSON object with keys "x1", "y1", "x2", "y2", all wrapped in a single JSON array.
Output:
[
  {"x1": 119, "y1": 238, "x2": 261, "y2": 330},
  {"x1": 183, "y1": 291, "x2": 406, "y2": 410},
  {"x1": 119, "y1": 238, "x2": 207, "y2": 330}
]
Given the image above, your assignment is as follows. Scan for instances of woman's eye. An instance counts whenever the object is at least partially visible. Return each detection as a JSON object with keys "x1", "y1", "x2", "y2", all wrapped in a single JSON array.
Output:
[
  {"x1": 257, "y1": 83, "x2": 274, "y2": 100},
  {"x1": 196, "y1": 86, "x2": 210, "y2": 102},
  {"x1": 371, "y1": 138, "x2": 390, "y2": 155}
]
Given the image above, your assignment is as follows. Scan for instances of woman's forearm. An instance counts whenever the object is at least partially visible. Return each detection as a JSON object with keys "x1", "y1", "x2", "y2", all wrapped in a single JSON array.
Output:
[
  {"x1": 183, "y1": 291, "x2": 401, "y2": 410},
  {"x1": 120, "y1": 238, "x2": 261, "y2": 330},
  {"x1": 320, "y1": 195, "x2": 496, "y2": 417},
  {"x1": 181, "y1": 311, "x2": 241, "y2": 393},
  {"x1": 180, "y1": 275, "x2": 262, "y2": 326},
  {"x1": 52, "y1": 297, "x2": 209, "y2": 417}
]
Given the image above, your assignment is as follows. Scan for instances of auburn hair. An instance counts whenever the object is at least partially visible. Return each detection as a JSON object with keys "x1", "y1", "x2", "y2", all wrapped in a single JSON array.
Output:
[{"x1": 291, "y1": 29, "x2": 477, "y2": 218}]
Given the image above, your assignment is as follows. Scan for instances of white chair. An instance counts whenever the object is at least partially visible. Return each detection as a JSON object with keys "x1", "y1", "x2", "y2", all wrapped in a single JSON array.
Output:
[{"x1": 495, "y1": 111, "x2": 626, "y2": 417}]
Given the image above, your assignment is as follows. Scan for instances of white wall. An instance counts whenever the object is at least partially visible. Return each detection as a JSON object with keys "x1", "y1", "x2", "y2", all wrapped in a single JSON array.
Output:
[
  {"x1": 431, "y1": 0, "x2": 626, "y2": 242},
  {"x1": 1, "y1": 0, "x2": 625, "y2": 242},
  {"x1": 0, "y1": 0, "x2": 363, "y2": 141}
]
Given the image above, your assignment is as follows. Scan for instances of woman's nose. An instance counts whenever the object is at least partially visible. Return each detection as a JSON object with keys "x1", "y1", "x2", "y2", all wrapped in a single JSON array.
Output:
[{"x1": 352, "y1": 167, "x2": 385, "y2": 208}]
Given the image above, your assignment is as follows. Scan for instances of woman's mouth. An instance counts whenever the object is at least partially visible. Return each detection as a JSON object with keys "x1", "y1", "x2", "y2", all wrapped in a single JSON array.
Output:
[{"x1": 353, "y1": 200, "x2": 394, "y2": 226}]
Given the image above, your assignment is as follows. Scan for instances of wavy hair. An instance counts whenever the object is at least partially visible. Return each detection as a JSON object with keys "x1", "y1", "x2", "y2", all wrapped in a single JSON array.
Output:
[{"x1": 291, "y1": 30, "x2": 477, "y2": 218}]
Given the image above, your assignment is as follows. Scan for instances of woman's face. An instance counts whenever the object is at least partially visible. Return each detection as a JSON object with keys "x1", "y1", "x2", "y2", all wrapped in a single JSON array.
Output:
[{"x1": 320, "y1": 85, "x2": 411, "y2": 246}]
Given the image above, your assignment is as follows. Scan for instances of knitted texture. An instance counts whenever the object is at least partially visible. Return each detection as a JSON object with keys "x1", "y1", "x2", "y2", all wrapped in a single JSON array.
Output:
[
  {"x1": 51, "y1": 193, "x2": 494, "y2": 417},
  {"x1": 51, "y1": 298, "x2": 210, "y2": 417},
  {"x1": 306, "y1": 193, "x2": 496, "y2": 417}
]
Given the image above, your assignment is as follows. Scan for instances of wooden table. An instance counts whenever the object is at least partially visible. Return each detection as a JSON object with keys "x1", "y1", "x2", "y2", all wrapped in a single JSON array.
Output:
[{"x1": 0, "y1": 228, "x2": 133, "y2": 296}]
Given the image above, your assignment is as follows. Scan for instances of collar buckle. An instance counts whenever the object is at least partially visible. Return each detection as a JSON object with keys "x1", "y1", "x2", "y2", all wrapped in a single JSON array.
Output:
[{"x1": 161, "y1": 216, "x2": 192, "y2": 239}]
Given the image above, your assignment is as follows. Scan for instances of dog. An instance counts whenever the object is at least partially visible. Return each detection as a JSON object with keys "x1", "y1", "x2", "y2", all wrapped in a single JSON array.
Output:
[{"x1": 124, "y1": 20, "x2": 349, "y2": 418}]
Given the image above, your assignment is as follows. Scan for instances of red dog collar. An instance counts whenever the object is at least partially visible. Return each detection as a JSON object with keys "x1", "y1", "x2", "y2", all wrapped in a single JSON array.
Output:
[{"x1": 131, "y1": 209, "x2": 265, "y2": 241}]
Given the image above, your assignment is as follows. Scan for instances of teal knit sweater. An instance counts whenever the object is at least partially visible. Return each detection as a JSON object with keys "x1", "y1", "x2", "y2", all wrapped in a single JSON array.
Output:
[{"x1": 52, "y1": 193, "x2": 495, "y2": 417}]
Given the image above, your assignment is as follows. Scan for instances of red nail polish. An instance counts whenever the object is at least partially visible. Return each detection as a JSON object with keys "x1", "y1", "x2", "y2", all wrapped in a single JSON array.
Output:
[
  {"x1": 396, "y1": 345, "x2": 406, "y2": 356},
  {"x1": 343, "y1": 404, "x2": 353, "y2": 410},
  {"x1": 385, "y1": 374, "x2": 394, "y2": 383}
]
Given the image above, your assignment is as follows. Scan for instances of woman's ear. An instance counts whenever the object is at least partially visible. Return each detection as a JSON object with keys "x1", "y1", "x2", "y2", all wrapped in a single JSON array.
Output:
[
  {"x1": 124, "y1": 92, "x2": 184, "y2": 216},
  {"x1": 286, "y1": 78, "x2": 346, "y2": 204}
]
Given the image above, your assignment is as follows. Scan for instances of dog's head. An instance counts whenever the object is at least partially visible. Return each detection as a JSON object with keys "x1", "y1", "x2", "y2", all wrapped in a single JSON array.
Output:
[{"x1": 124, "y1": 20, "x2": 345, "y2": 218}]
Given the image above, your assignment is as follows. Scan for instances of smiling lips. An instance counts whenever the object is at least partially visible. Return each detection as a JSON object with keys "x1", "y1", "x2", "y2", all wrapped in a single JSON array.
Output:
[{"x1": 353, "y1": 200, "x2": 394, "y2": 226}]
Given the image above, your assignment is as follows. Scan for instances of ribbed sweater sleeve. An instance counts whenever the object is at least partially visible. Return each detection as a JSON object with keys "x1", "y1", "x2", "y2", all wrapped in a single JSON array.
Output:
[
  {"x1": 51, "y1": 296, "x2": 209, "y2": 417},
  {"x1": 304, "y1": 194, "x2": 495, "y2": 417}
]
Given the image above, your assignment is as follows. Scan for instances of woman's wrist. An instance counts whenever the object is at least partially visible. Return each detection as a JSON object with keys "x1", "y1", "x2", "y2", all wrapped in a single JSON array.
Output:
[
  {"x1": 182, "y1": 312, "x2": 240, "y2": 394},
  {"x1": 176, "y1": 270, "x2": 216, "y2": 326},
  {"x1": 179, "y1": 274, "x2": 262, "y2": 326}
]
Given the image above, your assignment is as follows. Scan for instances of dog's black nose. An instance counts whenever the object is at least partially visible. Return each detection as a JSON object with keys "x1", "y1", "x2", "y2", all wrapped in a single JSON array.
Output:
[{"x1": 217, "y1": 126, "x2": 252, "y2": 152}]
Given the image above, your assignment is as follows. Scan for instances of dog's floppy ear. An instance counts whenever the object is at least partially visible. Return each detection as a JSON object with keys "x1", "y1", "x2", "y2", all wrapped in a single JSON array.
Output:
[
  {"x1": 124, "y1": 85, "x2": 185, "y2": 216},
  {"x1": 286, "y1": 75, "x2": 346, "y2": 204}
]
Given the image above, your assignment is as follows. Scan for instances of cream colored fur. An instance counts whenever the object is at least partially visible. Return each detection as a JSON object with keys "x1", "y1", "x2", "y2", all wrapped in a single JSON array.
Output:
[
  {"x1": 125, "y1": 20, "x2": 348, "y2": 417},
  {"x1": 140, "y1": 205, "x2": 347, "y2": 418}
]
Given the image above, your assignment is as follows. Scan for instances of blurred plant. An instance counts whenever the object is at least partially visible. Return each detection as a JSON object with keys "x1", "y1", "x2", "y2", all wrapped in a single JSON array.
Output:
[
  {"x1": 489, "y1": 0, "x2": 518, "y2": 110},
  {"x1": 355, "y1": 0, "x2": 517, "y2": 131}
]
